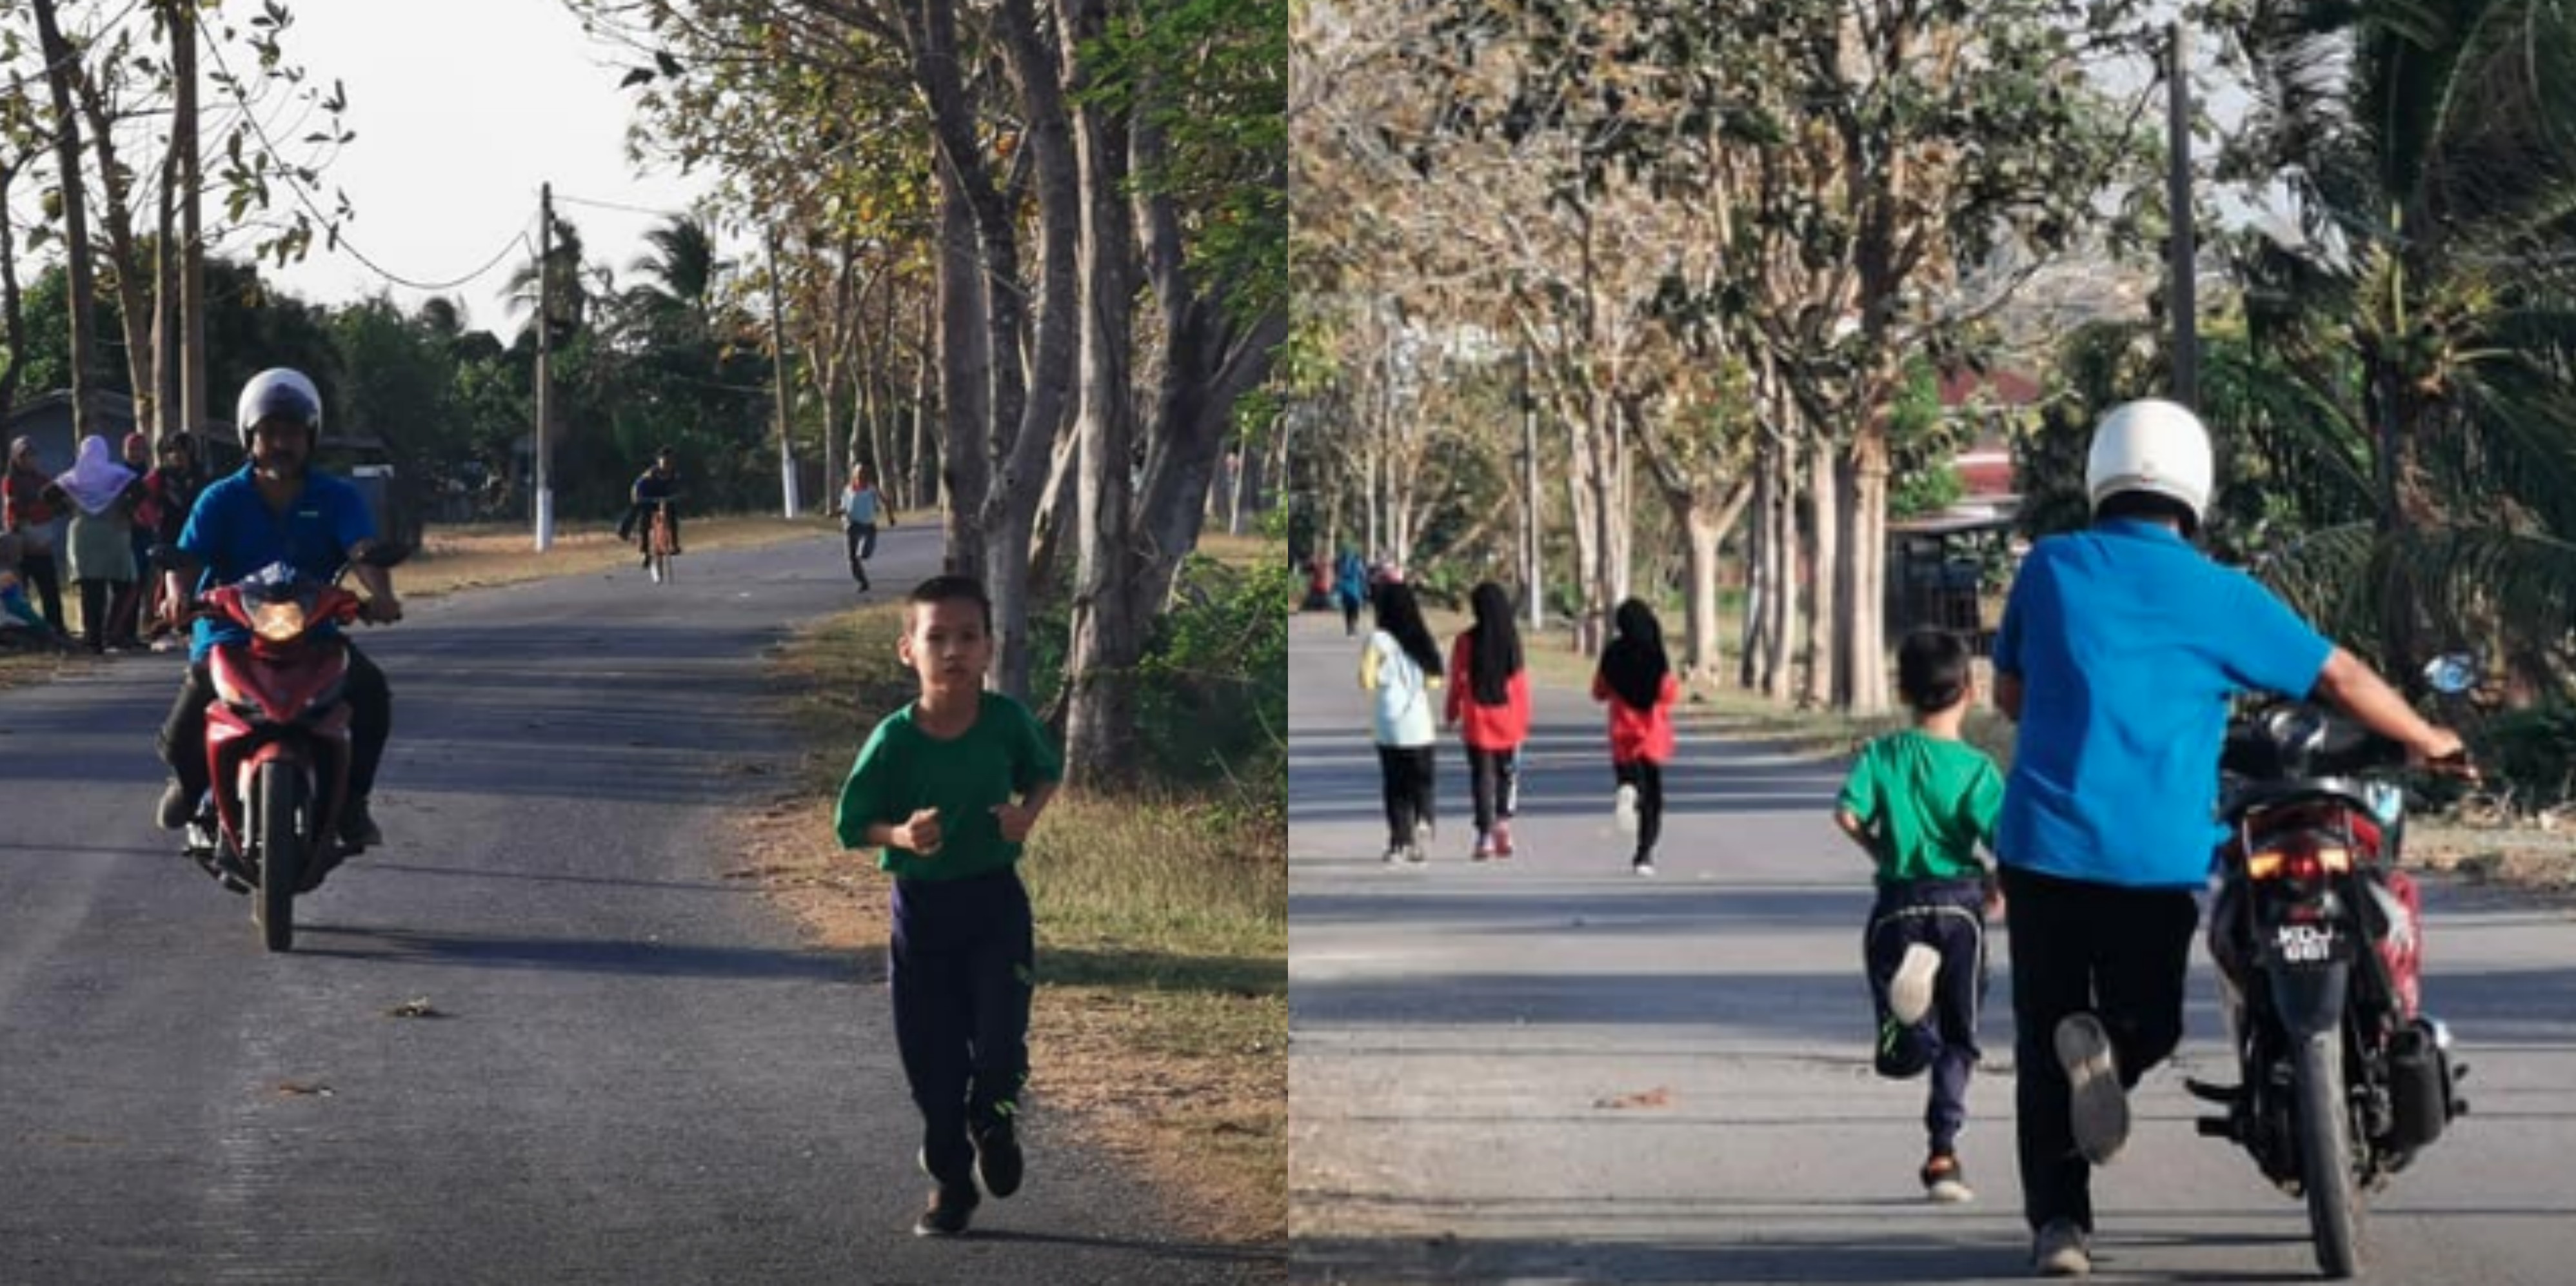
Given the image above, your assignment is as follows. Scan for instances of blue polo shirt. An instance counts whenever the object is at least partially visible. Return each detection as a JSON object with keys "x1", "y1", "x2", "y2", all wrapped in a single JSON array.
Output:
[
  {"x1": 176, "y1": 466, "x2": 375, "y2": 662},
  {"x1": 1992, "y1": 519, "x2": 2333, "y2": 889}
]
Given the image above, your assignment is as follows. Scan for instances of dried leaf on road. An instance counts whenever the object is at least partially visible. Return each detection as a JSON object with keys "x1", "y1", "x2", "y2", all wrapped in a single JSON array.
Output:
[
  {"x1": 387, "y1": 998, "x2": 444, "y2": 1019},
  {"x1": 1593, "y1": 1085, "x2": 1672, "y2": 1110}
]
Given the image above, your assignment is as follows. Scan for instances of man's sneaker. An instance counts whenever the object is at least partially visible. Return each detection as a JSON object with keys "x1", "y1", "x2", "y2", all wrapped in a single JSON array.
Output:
[
  {"x1": 1403, "y1": 844, "x2": 1427, "y2": 866},
  {"x1": 913, "y1": 1183, "x2": 981, "y2": 1236},
  {"x1": 156, "y1": 779, "x2": 197, "y2": 831},
  {"x1": 1472, "y1": 834, "x2": 1496, "y2": 862},
  {"x1": 2056, "y1": 1013, "x2": 2130, "y2": 1166},
  {"x1": 338, "y1": 797, "x2": 383, "y2": 849},
  {"x1": 2031, "y1": 1219, "x2": 2091, "y2": 1276},
  {"x1": 1888, "y1": 942, "x2": 1942, "y2": 1027},
  {"x1": 1614, "y1": 782, "x2": 1638, "y2": 833},
  {"x1": 1493, "y1": 821, "x2": 1514, "y2": 857},
  {"x1": 1383, "y1": 846, "x2": 1407, "y2": 866},
  {"x1": 972, "y1": 1118, "x2": 1024, "y2": 1198},
  {"x1": 1919, "y1": 1151, "x2": 1974, "y2": 1204},
  {"x1": 1632, "y1": 857, "x2": 1657, "y2": 877}
]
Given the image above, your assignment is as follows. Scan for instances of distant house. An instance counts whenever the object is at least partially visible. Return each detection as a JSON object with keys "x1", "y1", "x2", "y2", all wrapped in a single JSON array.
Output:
[{"x1": 3, "y1": 390, "x2": 140, "y2": 475}]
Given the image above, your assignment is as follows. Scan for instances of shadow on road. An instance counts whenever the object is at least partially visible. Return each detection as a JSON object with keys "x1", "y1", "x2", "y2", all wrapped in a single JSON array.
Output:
[
  {"x1": 290, "y1": 924, "x2": 860, "y2": 982},
  {"x1": 971, "y1": 1227, "x2": 1289, "y2": 1263}
]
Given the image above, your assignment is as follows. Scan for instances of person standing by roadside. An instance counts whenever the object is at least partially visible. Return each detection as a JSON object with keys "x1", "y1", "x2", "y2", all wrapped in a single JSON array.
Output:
[
  {"x1": 1592, "y1": 598, "x2": 1678, "y2": 876},
  {"x1": 51, "y1": 435, "x2": 143, "y2": 655},
  {"x1": 1362, "y1": 579, "x2": 1444, "y2": 864},
  {"x1": 1445, "y1": 581, "x2": 1531, "y2": 861},
  {"x1": 3, "y1": 438, "x2": 68, "y2": 634},
  {"x1": 139, "y1": 433, "x2": 203, "y2": 649}
]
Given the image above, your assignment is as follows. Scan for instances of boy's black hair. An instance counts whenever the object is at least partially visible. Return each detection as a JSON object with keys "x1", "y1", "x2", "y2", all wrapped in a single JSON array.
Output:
[
  {"x1": 2095, "y1": 490, "x2": 2199, "y2": 538},
  {"x1": 1896, "y1": 628, "x2": 1975, "y2": 716},
  {"x1": 906, "y1": 575, "x2": 994, "y2": 633}
]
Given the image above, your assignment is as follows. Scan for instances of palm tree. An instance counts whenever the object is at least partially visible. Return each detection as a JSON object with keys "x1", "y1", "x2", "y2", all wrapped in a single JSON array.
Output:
[
  {"x1": 624, "y1": 215, "x2": 726, "y2": 341},
  {"x1": 2230, "y1": 0, "x2": 2576, "y2": 687},
  {"x1": 502, "y1": 216, "x2": 591, "y2": 346}
]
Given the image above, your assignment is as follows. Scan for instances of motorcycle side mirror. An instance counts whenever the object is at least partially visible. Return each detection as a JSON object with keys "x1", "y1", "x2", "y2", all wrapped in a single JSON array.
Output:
[{"x1": 2424, "y1": 653, "x2": 2479, "y2": 696}]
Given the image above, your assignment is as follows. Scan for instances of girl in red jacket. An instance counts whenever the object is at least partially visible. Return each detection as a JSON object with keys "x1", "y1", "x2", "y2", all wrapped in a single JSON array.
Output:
[
  {"x1": 1592, "y1": 598, "x2": 1678, "y2": 875},
  {"x1": 1445, "y1": 581, "x2": 1531, "y2": 860}
]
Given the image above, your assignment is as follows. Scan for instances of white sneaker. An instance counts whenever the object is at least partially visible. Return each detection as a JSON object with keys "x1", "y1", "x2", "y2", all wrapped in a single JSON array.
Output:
[
  {"x1": 2032, "y1": 1220, "x2": 2090, "y2": 1276},
  {"x1": 1632, "y1": 859, "x2": 1656, "y2": 877},
  {"x1": 1888, "y1": 943, "x2": 1942, "y2": 1027},
  {"x1": 2056, "y1": 1013, "x2": 2130, "y2": 1166},
  {"x1": 1614, "y1": 783, "x2": 1638, "y2": 834}
]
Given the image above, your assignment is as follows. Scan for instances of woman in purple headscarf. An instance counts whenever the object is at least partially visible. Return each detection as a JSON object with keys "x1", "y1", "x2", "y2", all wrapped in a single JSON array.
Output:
[{"x1": 49, "y1": 435, "x2": 143, "y2": 654}]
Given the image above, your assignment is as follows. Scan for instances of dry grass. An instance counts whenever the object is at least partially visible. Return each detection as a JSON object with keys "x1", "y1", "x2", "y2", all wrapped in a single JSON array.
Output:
[
  {"x1": 399, "y1": 513, "x2": 847, "y2": 599},
  {"x1": 736, "y1": 596, "x2": 1289, "y2": 1251}
]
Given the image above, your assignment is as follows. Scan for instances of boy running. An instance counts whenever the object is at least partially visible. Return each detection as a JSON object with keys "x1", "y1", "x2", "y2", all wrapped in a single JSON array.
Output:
[
  {"x1": 835, "y1": 575, "x2": 1063, "y2": 1236},
  {"x1": 1835, "y1": 628, "x2": 2004, "y2": 1205}
]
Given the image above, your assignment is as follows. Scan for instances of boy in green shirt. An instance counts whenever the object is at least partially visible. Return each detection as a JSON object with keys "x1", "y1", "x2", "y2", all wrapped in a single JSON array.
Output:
[
  {"x1": 1836, "y1": 628, "x2": 2005, "y2": 1205},
  {"x1": 835, "y1": 575, "x2": 1063, "y2": 1236}
]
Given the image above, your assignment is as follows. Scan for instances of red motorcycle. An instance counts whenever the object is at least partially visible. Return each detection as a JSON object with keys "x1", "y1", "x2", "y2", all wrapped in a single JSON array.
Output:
[{"x1": 179, "y1": 549, "x2": 404, "y2": 952}]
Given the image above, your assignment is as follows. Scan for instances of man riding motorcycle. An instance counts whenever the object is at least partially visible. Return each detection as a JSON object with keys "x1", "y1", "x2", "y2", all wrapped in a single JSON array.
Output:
[{"x1": 154, "y1": 368, "x2": 401, "y2": 851}]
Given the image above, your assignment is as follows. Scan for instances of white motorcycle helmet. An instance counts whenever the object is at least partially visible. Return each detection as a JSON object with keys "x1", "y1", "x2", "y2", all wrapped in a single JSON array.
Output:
[
  {"x1": 234, "y1": 368, "x2": 323, "y2": 449},
  {"x1": 2086, "y1": 398, "x2": 2213, "y2": 530}
]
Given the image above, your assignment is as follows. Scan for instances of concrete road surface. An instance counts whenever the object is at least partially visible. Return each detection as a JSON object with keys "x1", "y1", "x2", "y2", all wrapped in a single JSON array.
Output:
[
  {"x1": 1289, "y1": 611, "x2": 2576, "y2": 1284},
  {"x1": 0, "y1": 526, "x2": 1278, "y2": 1285}
]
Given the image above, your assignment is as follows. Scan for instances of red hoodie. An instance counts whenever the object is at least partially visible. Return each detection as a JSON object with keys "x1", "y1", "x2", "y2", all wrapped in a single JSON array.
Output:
[
  {"x1": 1592, "y1": 671, "x2": 1679, "y2": 765},
  {"x1": 1445, "y1": 631, "x2": 1531, "y2": 751}
]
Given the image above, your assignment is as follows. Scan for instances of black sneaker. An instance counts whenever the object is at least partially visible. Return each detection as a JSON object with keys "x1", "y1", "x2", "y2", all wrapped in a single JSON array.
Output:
[
  {"x1": 157, "y1": 779, "x2": 197, "y2": 831},
  {"x1": 973, "y1": 1118, "x2": 1024, "y2": 1198},
  {"x1": 913, "y1": 1183, "x2": 980, "y2": 1236},
  {"x1": 338, "y1": 797, "x2": 383, "y2": 849}
]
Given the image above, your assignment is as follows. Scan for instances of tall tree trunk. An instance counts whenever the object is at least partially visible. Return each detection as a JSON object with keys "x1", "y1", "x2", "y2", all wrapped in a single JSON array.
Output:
[
  {"x1": 153, "y1": 132, "x2": 181, "y2": 439},
  {"x1": 935, "y1": 163, "x2": 990, "y2": 576},
  {"x1": 0, "y1": 159, "x2": 25, "y2": 422},
  {"x1": 173, "y1": 0, "x2": 204, "y2": 434},
  {"x1": 32, "y1": 0, "x2": 100, "y2": 442},
  {"x1": 912, "y1": 293, "x2": 938, "y2": 513},
  {"x1": 77, "y1": 75, "x2": 159, "y2": 431},
  {"x1": 1762, "y1": 437, "x2": 1798, "y2": 702},
  {"x1": 1804, "y1": 430, "x2": 1841, "y2": 707},
  {"x1": 979, "y1": 0, "x2": 1083, "y2": 702},
  {"x1": 1844, "y1": 424, "x2": 1892, "y2": 714}
]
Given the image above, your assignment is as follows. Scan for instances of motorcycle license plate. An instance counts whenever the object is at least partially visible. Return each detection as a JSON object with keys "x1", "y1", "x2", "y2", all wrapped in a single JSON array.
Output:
[{"x1": 2266, "y1": 922, "x2": 2347, "y2": 968}]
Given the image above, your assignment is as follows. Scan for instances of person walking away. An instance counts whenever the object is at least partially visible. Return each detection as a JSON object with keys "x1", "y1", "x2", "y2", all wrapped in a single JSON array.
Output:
[
  {"x1": 1333, "y1": 548, "x2": 1368, "y2": 637},
  {"x1": 51, "y1": 435, "x2": 142, "y2": 654},
  {"x1": 1991, "y1": 399, "x2": 2466, "y2": 1276},
  {"x1": 833, "y1": 575, "x2": 1062, "y2": 1237},
  {"x1": 1592, "y1": 598, "x2": 1678, "y2": 875},
  {"x1": 1445, "y1": 580, "x2": 1531, "y2": 860},
  {"x1": 1362, "y1": 580, "x2": 1444, "y2": 864},
  {"x1": 1835, "y1": 628, "x2": 2006, "y2": 1205},
  {"x1": 3, "y1": 438, "x2": 68, "y2": 634},
  {"x1": 844, "y1": 463, "x2": 895, "y2": 591}
]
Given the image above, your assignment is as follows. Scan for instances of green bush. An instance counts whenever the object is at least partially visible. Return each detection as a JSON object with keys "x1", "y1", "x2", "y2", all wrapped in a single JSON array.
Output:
[
  {"x1": 1138, "y1": 555, "x2": 1291, "y2": 800},
  {"x1": 2472, "y1": 703, "x2": 2576, "y2": 805}
]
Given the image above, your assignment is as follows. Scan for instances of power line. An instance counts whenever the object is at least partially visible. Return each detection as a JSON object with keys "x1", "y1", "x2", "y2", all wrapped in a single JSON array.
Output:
[
  {"x1": 553, "y1": 191, "x2": 697, "y2": 221},
  {"x1": 195, "y1": 32, "x2": 534, "y2": 294}
]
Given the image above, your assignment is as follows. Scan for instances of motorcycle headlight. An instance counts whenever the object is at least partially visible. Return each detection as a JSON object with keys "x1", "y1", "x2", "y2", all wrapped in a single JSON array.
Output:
[{"x1": 250, "y1": 598, "x2": 308, "y2": 643}]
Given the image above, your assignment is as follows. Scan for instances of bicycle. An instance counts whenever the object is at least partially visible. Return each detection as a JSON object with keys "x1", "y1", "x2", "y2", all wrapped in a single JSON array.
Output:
[{"x1": 646, "y1": 501, "x2": 677, "y2": 585}]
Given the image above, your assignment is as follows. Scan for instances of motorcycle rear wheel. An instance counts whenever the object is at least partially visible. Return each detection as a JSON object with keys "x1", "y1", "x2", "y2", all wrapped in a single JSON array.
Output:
[
  {"x1": 2294, "y1": 1030, "x2": 2366, "y2": 1278},
  {"x1": 252, "y1": 762, "x2": 305, "y2": 953}
]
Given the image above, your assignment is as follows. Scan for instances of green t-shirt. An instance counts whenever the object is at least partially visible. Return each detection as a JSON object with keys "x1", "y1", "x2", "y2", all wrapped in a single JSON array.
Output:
[
  {"x1": 834, "y1": 691, "x2": 1065, "y2": 881},
  {"x1": 1837, "y1": 728, "x2": 2003, "y2": 884}
]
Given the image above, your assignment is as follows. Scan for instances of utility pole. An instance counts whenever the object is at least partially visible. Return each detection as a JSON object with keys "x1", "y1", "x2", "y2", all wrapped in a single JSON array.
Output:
[
  {"x1": 1521, "y1": 344, "x2": 1542, "y2": 629},
  {"x1": 768, "y1": 228, "x2": 800, "y2": 518},
  {"x1": 2167, "y1": 18, "x2": 2199, "y2": 408},
  {"x1": 533, "y1": 182, "x2": 555, "y2": 551},
  {"x1": 173, "y1": 0, "x2": 204, "y2": 439}
]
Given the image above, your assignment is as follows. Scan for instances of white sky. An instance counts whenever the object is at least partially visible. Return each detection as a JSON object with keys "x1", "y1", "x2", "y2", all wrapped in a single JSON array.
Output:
[{"x1": 255, "y1": 0, "x2": 711, "y2": 331}]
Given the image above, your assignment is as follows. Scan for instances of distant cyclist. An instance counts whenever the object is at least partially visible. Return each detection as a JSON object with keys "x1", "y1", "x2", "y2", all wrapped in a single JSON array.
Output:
[{"x1": 618, "y1": 447, "x2": 683, "y2": 569}]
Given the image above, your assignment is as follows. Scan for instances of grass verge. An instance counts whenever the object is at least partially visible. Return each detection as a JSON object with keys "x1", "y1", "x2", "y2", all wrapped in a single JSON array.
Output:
[{"x1": 735, "y1": 597, "x2": 1288, "y2": 1251}]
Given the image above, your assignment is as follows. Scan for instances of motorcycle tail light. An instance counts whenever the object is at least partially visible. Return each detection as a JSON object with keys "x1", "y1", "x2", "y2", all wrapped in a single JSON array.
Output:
[{"x1": 2247, "y1": 836, "x2": 2350, "y2": 882}]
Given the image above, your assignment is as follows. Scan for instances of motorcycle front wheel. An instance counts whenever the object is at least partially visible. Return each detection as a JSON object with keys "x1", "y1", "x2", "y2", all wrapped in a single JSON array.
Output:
[
  {"x1": 2294, "y1": 1029, "x2": 2366, "y2": 1278},
  {"x1": 252, "y1": 760, "x2": 305, "y2": 953}
]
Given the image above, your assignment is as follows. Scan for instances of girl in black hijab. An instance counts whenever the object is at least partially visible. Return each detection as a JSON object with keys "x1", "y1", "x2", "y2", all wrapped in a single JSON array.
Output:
[
  {"x1": 1592, "y1": 598, "x2": 1679, "y2": 874},
  {"x1": 1444, "y1": 582, "x2": 1530, "y2": 858},
  {"x1": 1362, "y1": 580, "x2": 1445, "y2": 862}
]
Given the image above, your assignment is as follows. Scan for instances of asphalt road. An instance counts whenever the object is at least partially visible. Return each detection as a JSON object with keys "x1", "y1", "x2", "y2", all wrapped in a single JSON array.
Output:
[
  {"x1": 1287, "y1": 611, "x2": 2576, "y2": 1284},
  {"x1": 0, "y1": 524, "x2": 1279, "y2": 1285}
]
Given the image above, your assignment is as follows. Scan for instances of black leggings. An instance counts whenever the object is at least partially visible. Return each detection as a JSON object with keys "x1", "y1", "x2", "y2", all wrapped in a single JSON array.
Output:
[
  {"x1": 17, "y1": 549, "x2": 64, "y2": 631},
  {"x1": 1466, "y1": 745, "x2": 1519, "y2": 834},
  {"x1": 1374, "y1": 744, "x2": 1436, "y2": 847},
  {"x1": 845, "y1": 523, "x2": 878, "y2": 582},
  {"x1": 1616, "y1": 759, "x2": 1665, "y2": 857},
  {"x1": 77, "y1": 579, "x2": 127, "y2": 652}
]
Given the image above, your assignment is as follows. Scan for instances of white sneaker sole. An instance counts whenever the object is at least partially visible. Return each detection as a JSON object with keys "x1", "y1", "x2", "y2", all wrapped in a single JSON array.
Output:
[
  {"x1": 1925, "y1": 1176, "x2": 1974, "y2": 1205},
  {"x1": 1613, "y1": 784, "x2": 1638, "y2": 834},
  {"x1": 2056, "y1": 1014, "x2": 2129, "y2": 1166},
  {"x1": 1888, "y1": 943, "x2": 1941, "y2": 1027}
]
